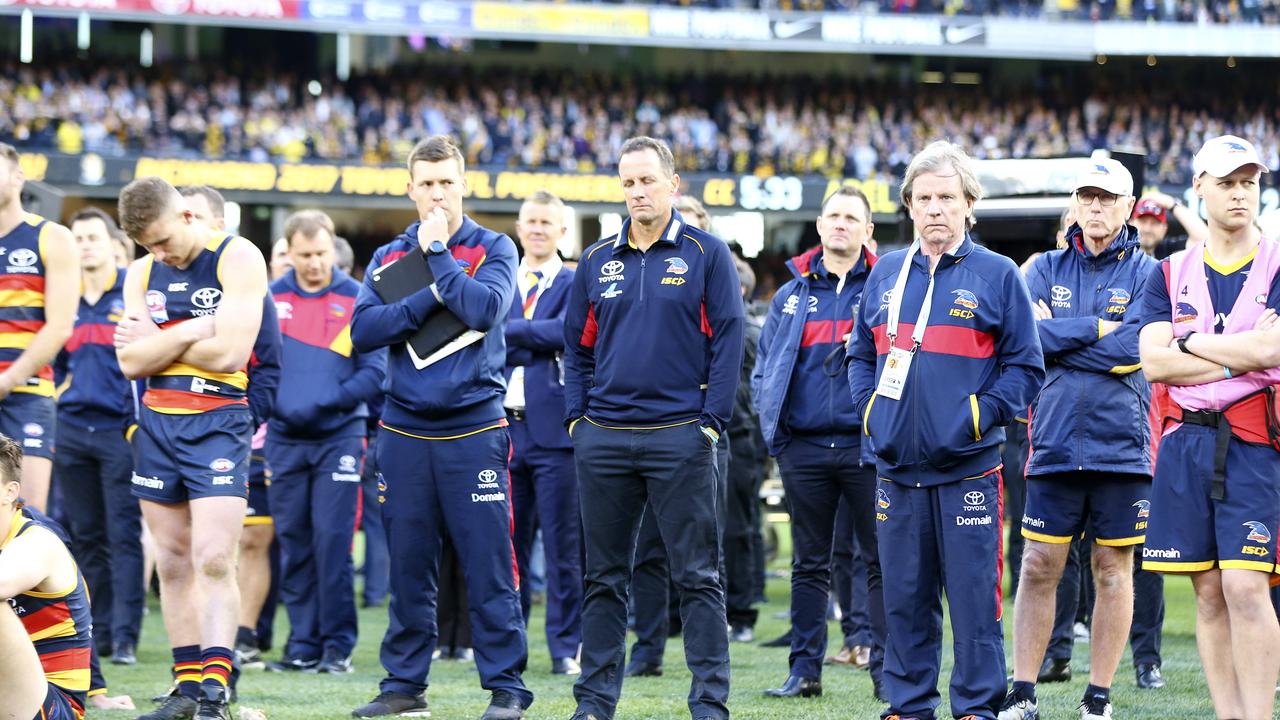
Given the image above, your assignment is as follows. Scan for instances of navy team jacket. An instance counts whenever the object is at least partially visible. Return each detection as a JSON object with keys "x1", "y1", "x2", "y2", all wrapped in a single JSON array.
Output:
[
  {"x1": 351, "y1": 216, "x2": 517, "y2": 435},
  {"x1": 848, "y1": 234, "x2": 1044, "y2": 487},
  {"x1": 55, "y1": 268, "x2": 130, "y2": 430},
  {"x1": 504, "y1": 264, "x2": 575, "y2": 450},
  {"x1": 269, "y1": 267, "x2": 386, "y2": 441},
  {"x1": 753, "y1": 244, "x2": 876, "y2": 456},
  {"x1": 563, "y1": 210, "x2": 745, "y2": 434},
  {"x1": 1023, "y1": 223, "x2": 1155, "y2": 477}
]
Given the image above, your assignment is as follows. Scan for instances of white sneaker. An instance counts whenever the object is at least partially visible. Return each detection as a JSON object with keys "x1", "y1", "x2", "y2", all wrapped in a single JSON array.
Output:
[
  {"x1": 1079, "y1": 696, "x2": 1113, "y2": 719},
  {"x1": 998, "y1": 694, "x2": 1039, "y2": 720},
  {"x1": 1073, "y1": 621, "x2": 1091, "y2": 642}
]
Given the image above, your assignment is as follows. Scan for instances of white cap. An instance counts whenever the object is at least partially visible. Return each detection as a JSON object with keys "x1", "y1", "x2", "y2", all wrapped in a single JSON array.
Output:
[
  {"x1": 1072, "y1": 158, "x2": 1133, "y2": 197},
  {"x1": 1193, "y1": 135, "x2": 1269, "y2": 178}
]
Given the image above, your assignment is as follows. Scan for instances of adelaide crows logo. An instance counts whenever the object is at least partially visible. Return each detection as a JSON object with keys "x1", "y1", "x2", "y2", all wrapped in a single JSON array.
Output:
[
  {"x1": 952, "y1": 289, "x2": 978, "y2": 310},
  {"x1": 665, "y1": 257, "x2": 689, "y2": 275},
  {"x1": 876, "y1": 489, "x2": 890, "y2": 509},
  {"x1": 1245, "y1": 521, "x2": 1272, "y2": 544},
  {"x1": 1133, "y1": 500, "x2": 1150, "y2": 519},
  {"x1": 1175, "y1": 302, "x2": 1199, "y2": 324}
]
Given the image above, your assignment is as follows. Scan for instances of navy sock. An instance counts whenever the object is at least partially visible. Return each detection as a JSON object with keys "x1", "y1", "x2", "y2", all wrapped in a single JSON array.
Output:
[
  {"x1": 1012, "y1": 680, "x2": 1036, "y2": 703},
  {"x1": 172, "y1": 645, "x2": 202, "y2": 700},
  {"x1": 1084, "y1": 683, "x2": 1111, "y2": 703}
]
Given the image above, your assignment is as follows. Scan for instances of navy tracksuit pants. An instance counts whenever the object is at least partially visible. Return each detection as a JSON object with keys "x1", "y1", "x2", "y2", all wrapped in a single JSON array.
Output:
[
  {"x1": 265, "y1": 435, "x2": 365, "y2": 659},
  {"x1": 777, "y1": 439, "x2": 884, "y2": 682},
  {"x1": 508, "y1": 416, "x2": 583, "y2": 662},
  {"x1": 877, "y1": 472, "x2": 1006, "y2": 720},
  {"x1": 629, "y1": 432, "x2": 728, "y2": 666},
  {"x1": 376, "y1": 426, "x2": 531, "y2": 705},
  {"x1": 54, "y1": 420, "x2": 144, "y2": 651},
  {"x1": 574, "y1": 422, "x2": 728, "y2": 720}
]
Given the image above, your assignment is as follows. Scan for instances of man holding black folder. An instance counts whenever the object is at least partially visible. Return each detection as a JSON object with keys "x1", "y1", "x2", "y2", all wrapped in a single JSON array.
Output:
[
  {"x1": 563, "y1": 136, "x2": 745, "y2": 720},
  {"x1": 349, "y1": 136, "x2": 530, "y2": 720}
]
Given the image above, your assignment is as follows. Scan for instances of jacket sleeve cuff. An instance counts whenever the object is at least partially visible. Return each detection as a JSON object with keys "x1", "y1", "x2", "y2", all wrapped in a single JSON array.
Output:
[{"x1": 403, "y1": 285, "x2": 441, "y2": 325}]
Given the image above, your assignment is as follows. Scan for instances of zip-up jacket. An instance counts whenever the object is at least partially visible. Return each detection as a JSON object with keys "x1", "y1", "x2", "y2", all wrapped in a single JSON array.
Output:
[
  {"x1": 54, "y1": 268, "x2": 130, "y2": 431},
  {"x1": 848, "y1": 235, "x2": 1044, "y2": 487},
  {"x1": 754, "y1": 245, "x2": 877, "y2": 456},
  {"x1": 270, "y1": 267, "x2": 386, "y2": 441},
  {"x1": 351, "y1": 216, "x2": 516, "y2": 434},
  {"x1": 731, "y1": 316, "x2": 762, "y2": 441},
  {"x1": 1024, "y1": 224, "x2": 1156, "y2": 476},
  {"x1": 563, "y1": 210, "x2": 744, "y2": 434}
]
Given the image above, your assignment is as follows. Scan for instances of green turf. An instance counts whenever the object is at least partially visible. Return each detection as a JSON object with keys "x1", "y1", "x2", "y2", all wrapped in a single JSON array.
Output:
[{"x1": 101, "y1": 525, "x2": 1218, "y2": 719}]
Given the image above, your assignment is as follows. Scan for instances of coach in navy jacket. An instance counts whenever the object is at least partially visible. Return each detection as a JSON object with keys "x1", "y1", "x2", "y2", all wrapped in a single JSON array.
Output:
[
  {"x1": 503, "y1": 191, "x2": 582, "y2": 675},
  {"x1": 848, "y1": 142, "x2": 1043, "y2": 720},
  {"x1": 349, "y1": 136, "x2": 530, "y2": 720},
  {"x1": 563, "y1": 137, "x2": 743, "y2": 720}
]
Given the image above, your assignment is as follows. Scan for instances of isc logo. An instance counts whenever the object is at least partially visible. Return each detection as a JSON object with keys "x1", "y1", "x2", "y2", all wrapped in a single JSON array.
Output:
[
  {"x1": 1242, "y1": 546, "x2": 1270, "y2": 557},
  {"x1": 949, "y1": 309, "x2": 974, "y2": 319},
  {"x1": 661, "y1": 277, "x2": 686, "y2": 286},
  {"x1": 1105, "y1": 306, "x2": 1127, "y2": 314}
]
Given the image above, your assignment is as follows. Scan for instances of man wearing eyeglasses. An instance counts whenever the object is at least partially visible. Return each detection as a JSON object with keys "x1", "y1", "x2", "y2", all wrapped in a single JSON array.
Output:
[{"x1": 1000, "y1": 159, "x2": 1157, "y2": 720}]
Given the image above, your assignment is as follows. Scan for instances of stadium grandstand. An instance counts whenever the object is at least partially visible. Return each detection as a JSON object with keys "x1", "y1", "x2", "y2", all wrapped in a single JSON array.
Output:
[{"x1": 2, "y1": 2, "x2": 1280, "y2": 719}]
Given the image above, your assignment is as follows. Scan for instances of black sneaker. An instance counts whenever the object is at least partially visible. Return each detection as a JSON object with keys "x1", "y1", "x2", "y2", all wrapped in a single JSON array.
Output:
[
  {"x1": 1037, "y1": 657, "x2": 1071, "y2": 683},
  {"x1": 151, "y1": 685, "x2": 179, "y2": 704},
  {"x1": 111, "y1": 642, "x2": 137, "y2": 665},
  {"x1": 351, "y1": 691, "x2": 430, "y2": 718},
  {"x1": 193, "y1": 686, "x2": 231, "y2": 720},
  {"x1": 266, "y1": 655, "x2": 319, "y2": 672},
  {"x1": 137, "y1": 693, "x2": 198, "y2": 720},
  {"x1": 479, "y1": 690, "x2": 526, "y2": 720},
  {"x1": 317, "y1": 649, "x2": 354, "y2": 674}
]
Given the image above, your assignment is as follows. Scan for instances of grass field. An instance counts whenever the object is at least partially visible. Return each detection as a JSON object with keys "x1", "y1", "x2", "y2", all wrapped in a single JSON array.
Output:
[{"x1": 101, "y1": 525, "x2": 1220, "y2": 720}]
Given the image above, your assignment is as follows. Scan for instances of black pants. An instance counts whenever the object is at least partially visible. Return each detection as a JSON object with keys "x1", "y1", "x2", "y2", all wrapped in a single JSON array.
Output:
[
  {"x1": 574, "y1": 422, "x2": 728, "y2": 720},
  {"x1": 777, "y1": 440, "x2": 883, "y2": 681},
  {"x1": 1130, "y1": 544, "x2": 1164, "y2": 667},
  {"x1": 629, "y1": 433, "x2": 729, "y2": 667},
  {"x1": 55, "y1": 419, "x2": 144, "y2": 650},
  {"x1": 723, "y1": 430, "x2": 762, "y2": 629}
]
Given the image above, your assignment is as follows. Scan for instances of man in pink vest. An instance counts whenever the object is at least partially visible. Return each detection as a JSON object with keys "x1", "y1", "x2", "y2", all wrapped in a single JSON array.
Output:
[{"x1": 1138, "y1": 134, "x2": 1280, "y2": 720}]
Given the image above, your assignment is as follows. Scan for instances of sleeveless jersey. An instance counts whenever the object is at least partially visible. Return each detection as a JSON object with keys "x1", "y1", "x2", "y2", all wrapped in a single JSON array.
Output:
[
  {"x1": 0, "y1": 212, "x2": 57, "y2": 397},
  {"x1": 3, "y1": 508, "x2": 92, "y2": 715},
  {"x1": 140, "y1": 228, "x2": 249, "y2": 414}
]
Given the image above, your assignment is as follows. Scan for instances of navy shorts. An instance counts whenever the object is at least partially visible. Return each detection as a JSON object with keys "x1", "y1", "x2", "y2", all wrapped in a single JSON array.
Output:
[
  {"x1": 1022, "y1": 472, "x2": 1150, "y2": 547},
  {"x1": 131, "y1": 406, "x2": 252, "y2": 503},
  {"x1": 1143, "y1": 424, "x2": 1280, "y2": 575},
  {"x1": 244, "y1": 453, "x2": 272, "y2": 525},
  {"x1": 36, "y1": 682, "x2": 82, "y2": 720},
  {"x1": 0, "y1": 392, "x2": 55, "y2": 460}
]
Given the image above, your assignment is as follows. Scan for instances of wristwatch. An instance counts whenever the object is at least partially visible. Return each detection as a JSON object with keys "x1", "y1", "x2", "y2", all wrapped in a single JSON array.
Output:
[
  {"x1": 427, "y1": 239, "x2": 447, "y2": 255},
  {"x1": 1176, "y1": 331, "x2": 1196, "y2": 354}
]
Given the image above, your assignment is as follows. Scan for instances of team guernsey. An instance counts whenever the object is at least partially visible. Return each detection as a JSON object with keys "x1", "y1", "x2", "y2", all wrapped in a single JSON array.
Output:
[
  {"x1": 1022, "y1": 224, "x2": 1157, "y2": 547},
  {"x1": 130, "y1": 229, "x2": 253, "y2": 503},
  {"x1": 0, "y1": 213, "x2": 60, "y2": 458},
  {"x1": 4, "y1": 507, "x2": 93, "y2": 720},
  {"x1": 1137, "y1": 237, "x2": 1280, "y2": 575}
]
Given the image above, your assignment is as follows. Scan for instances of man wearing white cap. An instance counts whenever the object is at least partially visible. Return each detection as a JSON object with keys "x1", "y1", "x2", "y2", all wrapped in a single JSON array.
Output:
[
  {"x1": 1000, "y1": 158, "x2": 1157, "y2": 720},
  {"x1": 1138, "y1": 135, "x2": 1280, "y2": 720}
]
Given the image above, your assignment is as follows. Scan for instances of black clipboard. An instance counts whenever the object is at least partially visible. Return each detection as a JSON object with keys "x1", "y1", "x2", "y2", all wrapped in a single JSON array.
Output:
[{"x1": 369, "y1": 249, "x2": 483, "y2": 368}]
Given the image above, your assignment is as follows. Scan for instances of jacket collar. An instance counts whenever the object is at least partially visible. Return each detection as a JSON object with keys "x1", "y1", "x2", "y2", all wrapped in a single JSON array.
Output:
[
  {"x1": 787, "y1": 244, "x2": 878, "y2": 282},
  {"x1": 912, "y1": 233, "x2": 975, "y2": 271},
  {"x1": 613, "y1": 209, "x2": 685, "y2": 255},
  {"x1": 1067, "y1": 223, "x2": 1140, "y2": 263}
]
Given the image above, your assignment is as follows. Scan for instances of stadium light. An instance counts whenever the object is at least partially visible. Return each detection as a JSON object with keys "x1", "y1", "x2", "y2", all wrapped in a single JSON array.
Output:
[
  {"x1": 1146, "y1": 55, "x2": 1157, "y2": 67},
  {"x1": 140, "y1": 28, "x2": 153, "y2": 68},
  {"x1": 308, "y1": 80, "x2": 323, "y2": 97},
  {"x1": 77, "y1": 12, "x2": 90, "y2": 51},
  {"x1": 19, "y1": 9, "x2": 32, "y2": 64},
  {"x1": 1227, "y1": 56, "x2": 1237, "y2": 68},
  {"x1": 1096, "y1": 54, "x2": 1107, "y2": 65}
]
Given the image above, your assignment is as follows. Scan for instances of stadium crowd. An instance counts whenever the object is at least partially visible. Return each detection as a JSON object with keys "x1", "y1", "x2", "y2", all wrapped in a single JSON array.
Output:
[{"x1": 4, "y1": 62, "x2": 1280, "y2": 186}]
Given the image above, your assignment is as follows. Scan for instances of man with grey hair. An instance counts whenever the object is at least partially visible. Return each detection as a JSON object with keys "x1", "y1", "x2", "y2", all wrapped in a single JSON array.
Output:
[
  {"x1": 563, "y1": 136, "x2": 743, "y2": 720},
  {"x1": 848, "y1": 141, "x2": 1044, "y2": 720}
]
